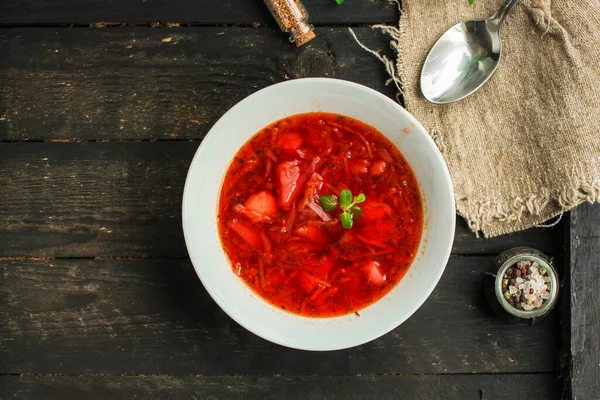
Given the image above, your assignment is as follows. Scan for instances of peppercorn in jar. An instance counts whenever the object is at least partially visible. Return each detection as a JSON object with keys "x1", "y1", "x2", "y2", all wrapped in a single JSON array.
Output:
[{"x1": 263, "y1": 0, "x2": 316, "y2": 46}]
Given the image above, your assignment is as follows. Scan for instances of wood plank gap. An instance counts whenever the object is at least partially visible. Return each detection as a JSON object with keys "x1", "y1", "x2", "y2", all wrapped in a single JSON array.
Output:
[
  {"x1": 0, "y1": 139, "x2": 204, "y2": 143},
  {"x1": 0, "y1": 254, "x2": 553, "y2": 263},
  {"x1": 559, "y1": 216, "x2": 572, "y2": 400},
  {"x1": 0, "y1": 256, "x2": 189, "y2": 261},
  {"x1": 0, "y1": 372, "x2": 558, "y2": 377},
  {"x1": 0, "y1": 22, "x2": 377, "y2": 29}
]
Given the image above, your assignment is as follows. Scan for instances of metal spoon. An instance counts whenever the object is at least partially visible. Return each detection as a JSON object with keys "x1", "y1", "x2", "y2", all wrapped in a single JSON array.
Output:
[{"x1": 420, "y1": 0, "x2": 519, "y2": 104}]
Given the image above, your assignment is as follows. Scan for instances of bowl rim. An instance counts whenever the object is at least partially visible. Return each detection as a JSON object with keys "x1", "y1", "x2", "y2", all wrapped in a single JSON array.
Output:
[{"x1": 181, "y1": 77, "x2": 456, "y2": 350}]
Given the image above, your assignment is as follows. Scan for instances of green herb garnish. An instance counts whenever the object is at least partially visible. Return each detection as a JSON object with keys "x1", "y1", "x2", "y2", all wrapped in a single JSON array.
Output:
[
  {"x1": 468, "y1": 0, "x2": 475, "y2": 4},
  {"x1": 335, "y1": 0, "x2": 344, "y2": 4},
  {"x1": 319, "y1": 195, "x2": 338, "y2": 212},
  {"x1": 319, "y1": 189, "x2": 365, "y2": 229}
]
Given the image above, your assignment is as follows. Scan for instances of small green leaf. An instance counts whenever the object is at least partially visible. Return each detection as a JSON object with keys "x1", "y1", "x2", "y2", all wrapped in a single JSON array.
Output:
[
  {"x1": 468, "y1": 0, "x2": 474, "y2": 4},
  {"x1": 340, "y1": 211, "x2": 353, "y2": 229},
  {"x1": 319, "y1": 195, "x2": 338, "y2": 212},
  {"x1": 340, "y1": 190, "x2": 352, "y2": 210},
  {"x1": 335, "y1": 0, "x2": 344, "y2": 4},
  {"x1": 354, "y1": 193, "x2": 366, "y2": 204},
  {"x1": 350, "y1": 205, "x2": 363, "y2": 219}
]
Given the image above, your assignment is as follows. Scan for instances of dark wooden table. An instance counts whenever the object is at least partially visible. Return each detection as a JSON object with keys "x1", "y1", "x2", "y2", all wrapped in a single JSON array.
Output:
[{"x1": 0, "y1": 1, "x2": 598, "y2": 399}]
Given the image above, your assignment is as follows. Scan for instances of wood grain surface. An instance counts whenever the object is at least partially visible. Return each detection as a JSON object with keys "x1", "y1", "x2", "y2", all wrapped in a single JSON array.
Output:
[
  {"x1": 0, "y1": 257, "x2": 558, "y2": 374},
  {"x1": 0, "y1": 3, "x2": 571, "y2": 397},
  {"x1": 0, "y1": 142, "x2": 561, "y2": 257},
  {"x1": 569, "y1": 203, "x2": 600, "y2": 400},
  {"x1": 0, "y1": 374, "x2": 560, "y2": 400},
  {"x1": 0, "y1": 27, "x2": 395, "y2": 142},
  {"x1": 0, "y1": 0, "x2": 398, "y2": 25}
]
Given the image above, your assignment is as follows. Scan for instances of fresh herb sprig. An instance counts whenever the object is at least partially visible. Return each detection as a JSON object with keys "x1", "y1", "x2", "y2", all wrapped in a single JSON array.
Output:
[
  {"x1": 319, "y1": 189, "x2": 365, "y2": 229},
  {"x1": 468, "y1": 0, "x2": 475, "y2": 4},
  {"x1": 334, "y1": 0, "x2": 344, "y2": 4}
]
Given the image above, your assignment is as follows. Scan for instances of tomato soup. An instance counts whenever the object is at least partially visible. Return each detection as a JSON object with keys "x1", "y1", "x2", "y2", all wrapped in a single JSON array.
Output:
[{"x1": 218, "y1": 112, "x2": 423, "y2": 317}]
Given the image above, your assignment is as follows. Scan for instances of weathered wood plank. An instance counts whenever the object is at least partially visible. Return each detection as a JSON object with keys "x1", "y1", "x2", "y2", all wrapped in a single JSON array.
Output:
[
  {"x1": 0, "y1": 27, "x2": 395, "y2": 142},
  {"x1": 569, "y1": 203, "x2": 600, "y2": 400},
  {"x1": 0, "y1": 142, "x2": 192, "y2": 258},
  {"x1": 0, "y1": 0, "x2": 397, "y2": 25},
  {"x1": 0, "y1": 374, "x2": 561, "y2": 400},
  {"x1": 453, "y1": 217, "x2": 561, "y2": 255},
  {"x1": 0, "y1": 142, "x2": 560, "y2": 257},
  {"x1": 0, "y1": 257, "x2": 558, "y2": 374}
]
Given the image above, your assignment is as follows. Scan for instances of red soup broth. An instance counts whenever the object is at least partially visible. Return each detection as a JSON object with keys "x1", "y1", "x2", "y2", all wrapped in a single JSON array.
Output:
[{"x1": 218, "y1": 112, "x2": 423, "y2": 318}]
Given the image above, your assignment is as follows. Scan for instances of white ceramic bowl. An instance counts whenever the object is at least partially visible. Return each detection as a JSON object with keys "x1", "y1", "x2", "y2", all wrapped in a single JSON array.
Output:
[{"x1": 182, "y1": 78, "x2": 455, "y2": 351}]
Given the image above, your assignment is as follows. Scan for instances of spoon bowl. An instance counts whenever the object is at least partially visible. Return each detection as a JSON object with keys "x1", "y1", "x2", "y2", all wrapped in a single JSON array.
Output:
[{"x1": 421, "y1": 0, "x2": 519, "y2": 104}]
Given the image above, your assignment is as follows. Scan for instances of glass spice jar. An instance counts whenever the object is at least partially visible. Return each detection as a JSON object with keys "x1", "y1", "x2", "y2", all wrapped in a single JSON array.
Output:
[
  {"x1": 484, "y1": 247, "x2": 559, "y2": 322},
  {"x1": 263, "y1": 0, "x2": 316, "y2": 46}
]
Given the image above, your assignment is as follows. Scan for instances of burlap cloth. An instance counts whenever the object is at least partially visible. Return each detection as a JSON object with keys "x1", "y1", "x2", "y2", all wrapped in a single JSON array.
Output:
[{"x1": 353, "y1": 0, "x2": 600, "y2": 237}]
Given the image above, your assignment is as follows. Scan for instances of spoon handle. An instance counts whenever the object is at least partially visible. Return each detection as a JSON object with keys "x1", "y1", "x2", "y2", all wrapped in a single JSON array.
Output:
[{"x1": 490, "y1": 0, "x2": 519, "y2": 27}]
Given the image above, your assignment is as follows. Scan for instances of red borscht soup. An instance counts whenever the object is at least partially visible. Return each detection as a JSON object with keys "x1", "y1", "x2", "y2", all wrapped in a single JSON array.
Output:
[{"x1": 218, "y1": 113, "x2": 423, "y2": 317}]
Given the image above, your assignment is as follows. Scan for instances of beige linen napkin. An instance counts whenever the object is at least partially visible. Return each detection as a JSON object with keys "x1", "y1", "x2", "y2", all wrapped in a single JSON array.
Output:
[{"x1": 355, "y1": 0, "x2": 600, "y2": 237}]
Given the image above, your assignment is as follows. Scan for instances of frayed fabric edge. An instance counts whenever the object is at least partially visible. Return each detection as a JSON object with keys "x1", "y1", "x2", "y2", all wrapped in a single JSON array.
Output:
[
  {"x1": 348, "y1": 0, "x2": 405, "y2": 100},
  {"x1": 461, "y1": 179, "x2": 600, "y2": 238},
  {"x1": 348, "y1": 27, "x2": 403, "y2": 100}
]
